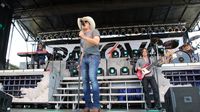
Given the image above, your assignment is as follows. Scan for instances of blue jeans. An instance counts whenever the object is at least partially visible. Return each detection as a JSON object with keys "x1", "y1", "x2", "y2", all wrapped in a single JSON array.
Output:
[{"x1": 81, "y1": 54, "x2": 100, "y2": 109}]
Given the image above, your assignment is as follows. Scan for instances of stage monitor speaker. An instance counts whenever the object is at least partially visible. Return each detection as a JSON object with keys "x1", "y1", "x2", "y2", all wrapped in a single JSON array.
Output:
[
  {"x1": 0, "y1": 91, "x2": 13, "y2": 112},
  {"x1": 164, "y1": 87, "x2": 200, "y2": 112}
]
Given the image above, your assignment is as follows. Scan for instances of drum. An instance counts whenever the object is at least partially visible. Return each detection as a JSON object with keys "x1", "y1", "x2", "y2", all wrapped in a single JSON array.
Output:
[
  {"x1": 171, "y1": 50, "x2": 191, "y2": 63},
  {"x1": 191, "y1": 53, "x2": 199, "y2": 62}
]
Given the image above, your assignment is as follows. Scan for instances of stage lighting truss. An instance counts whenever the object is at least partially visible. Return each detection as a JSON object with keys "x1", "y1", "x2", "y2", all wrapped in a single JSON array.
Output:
[{"x1": 38, "y1": 23, "x2": 187, "y2": 41}]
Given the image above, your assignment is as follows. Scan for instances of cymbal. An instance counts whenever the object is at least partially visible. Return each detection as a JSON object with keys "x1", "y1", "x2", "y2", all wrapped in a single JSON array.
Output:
[
  {"x1": 150, "y1": 37, "x2": 163, "y2": 45},
  {"x1": 163, "y1": 40, "x2": 179, "y2": 49}
]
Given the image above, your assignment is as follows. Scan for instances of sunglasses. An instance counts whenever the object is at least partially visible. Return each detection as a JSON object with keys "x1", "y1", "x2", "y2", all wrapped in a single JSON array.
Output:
[{"x1": 80, "y1": 20, "x2": 89, "y2": 26}]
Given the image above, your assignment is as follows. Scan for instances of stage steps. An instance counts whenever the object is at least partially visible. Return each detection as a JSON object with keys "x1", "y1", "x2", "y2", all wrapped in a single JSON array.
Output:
[{"x1": 51, "y1": 75, "x2": 145, "y2": 110}]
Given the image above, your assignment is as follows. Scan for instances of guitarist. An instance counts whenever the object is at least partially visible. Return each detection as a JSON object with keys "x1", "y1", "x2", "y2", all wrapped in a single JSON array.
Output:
[{"x1": 135, "y1": 48, "x2": 160, "y2": 110}]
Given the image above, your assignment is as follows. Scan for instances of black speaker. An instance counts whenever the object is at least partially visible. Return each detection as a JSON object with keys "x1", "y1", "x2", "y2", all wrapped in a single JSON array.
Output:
[
  {"x1": 0, "y1": 91, "x2": 13, "y2": 112},
  {"x1": 164, "y1": 87, "x2": 200, "y2": 112}
]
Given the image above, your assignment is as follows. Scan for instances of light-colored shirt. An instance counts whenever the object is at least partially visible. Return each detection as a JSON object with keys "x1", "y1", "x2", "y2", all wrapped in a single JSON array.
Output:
[
  {"x1": 135, "y1": 57, "x2": 155, "y2": 77},
  {"x1": 80, "y1": 29, "x2": 100, "y2": 56}
]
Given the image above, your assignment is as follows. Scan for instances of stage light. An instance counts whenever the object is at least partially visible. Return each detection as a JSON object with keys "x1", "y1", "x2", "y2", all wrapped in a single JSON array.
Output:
[
  {"x1": 71, "y1": 33, "x2": 76, "y2": 38},
  {"x1": 134, "y1": 28, "x2": 139, "y2": 34},
  {"x1": 158, "y1": 48, "x2": 164, "y2": 56},
  {"x1": 53, "y1": 33, "x2": 59, "y2": 39},
  {"x1": 160, "y1": 27, "x2": 165, "y2": 32},
  {"x1": 167, "y1": 27, "x2": 173, "y2": 32},
  {"x1": 147, "y1": 27, "x2": 153, "y2": 33},
  {"x1": 114, "y1": 30, "x2": 119, "y2": 35},
  {"x1": 58, "y1": 33, "x2": 64, "y2": 38},
  {"x1": 121, "y1": 29, "x2": 126, "y2": 35},
  {"x1": 97, "y1": 68, "x2": 104, "y2": 76},
  {"x1": 154, "y1": 27, "x2": 160, "y2": 33},
  {"x1": 127, "y1": 29, "x2": 133, "y2": 34},
  {"x1": 141, "y1": 28, "x2": 146, "y2": 33},
  {"x1": 120, "y1": 66, "x2": 129, "y2": 75},
  {"x1": 102, "y1": 30, "x2": 107, "y2": 35},
  {"x1": 108, "y1": 30, "x2": 113, "y2": 35},
  {"x1": 68, "y1": 53, "x2": 74, "y2": 60},
  {"x1": 123, "y1": 50, "x2": 128, "y2": 57},
  {"x1": 43, "y1": 35, "x2": 48, "y2": 40},
  {"x1": 132, "y1": 49, "x2": 140, "y2": 57},
  {"x1": 70, "y1": 67, "x2": 78, "y2": 77},
  {"x1": 48, "y1": 35, "x2": 53, "y2": 39},
  {"x1": 181, "y1": 26, "x2": 186, "y2": 32},
  {"x1": 0, "y1": 23, "x2": 3, "y2": 29},
  {"x1": 65, "y1": 32, "x2": 70, "y2": 38},
  {"x1": 0, "y1": 23, "x2": 5, "y2": 30},
  {"x1": 112, "y1": 50, "x2": 119, "y2": 58},
  {"x1": 108, "y1": 67, "x2": 117, "y2": 76},
  {"x1": 174, "y1": 26, "x2": 179, "y2": 32}
]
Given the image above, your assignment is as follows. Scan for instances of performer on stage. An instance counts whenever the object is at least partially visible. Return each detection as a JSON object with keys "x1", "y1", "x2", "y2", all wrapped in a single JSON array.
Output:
[
  {"x1": 135, "y1": 48, "x2": 160, "y2": 110},
  {"x1": 77, "y1": 16, "x2": 101, "y2": 112},
  {"x1": 31, "y1": 42, "x2": 46, "y2": 68}
]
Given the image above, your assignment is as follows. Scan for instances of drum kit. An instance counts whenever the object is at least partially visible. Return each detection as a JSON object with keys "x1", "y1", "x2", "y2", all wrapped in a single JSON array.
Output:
[{"x1": 150, "y1": 37, "x2": 199, "y2": 63}]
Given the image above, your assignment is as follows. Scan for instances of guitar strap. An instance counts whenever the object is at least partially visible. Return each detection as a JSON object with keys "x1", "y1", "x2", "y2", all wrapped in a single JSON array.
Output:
[{"x1": 148, "y1": 57, "x2": 151, "y2": 65}]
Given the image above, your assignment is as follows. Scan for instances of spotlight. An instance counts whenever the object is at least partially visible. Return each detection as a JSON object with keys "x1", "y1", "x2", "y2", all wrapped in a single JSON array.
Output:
[
  {"x1": 53, "y1": 34, "x2": 59, "y2": 39},
  {"x1": 48, "y1": 35, "x2": 53, "y2": 39},
  {"x1": 68, "y1": 53, "x2": 74, "y2": 60},
  {"x1": 147, "y1": 27, "x2": 153, "y2": 33},
  {"x1": 154, "y1": 27, "x2": 160, "y2": 33},
  {"x1": 112, "y1": 50, "x2": 119, "y2": 58},
  {"x1": 36, "y1": 37, "x2": 40, "y2": 41},
  {"x1": 43, "y1": 35, "x2": 48, "y2": 40},
  {"x1": 121, "y1": 29, "x2": 126, "y2": 35},
  {"x1": 134, "y1": 28, "x2": 139, "y2": 34},
  {"x1": 123, "y1": 50, "x2": 128, "y2": 57},
  {"x1": 97, "y1": 68, "x2": 104, "y2": 76},
  {"x1": 58, "y1": 33, "x2": 64, "y2": 38},
  {"x1": 158, "y1": 48, "x2": 164, "y2": 56},
  {"x1": 141, "y1": 28, "x2": 146, "y2": 33},
  {"x1": 70, "y1": 67, "x2": 78, "y2": 77},
  {"x1": 132, "y1": 49, "x2": 140, "y2": 57},
  {"x1": 127, "y1": 29, "x2": 133, "y2": 34},
  {"x1": 160, "y1": 27, "x2": 165, "y2": 32},
  {"x1": 181, "y1": 26, "x2": 186, "y2": 32},
  {"x1": 108, "y1": 30, "x2": 113, "y2": 35},
  {"x1": 65, "y1": 32, "x2": 70, "y2": 38},
  {"x1": 102, "y1": 30, "x2": 107, "y2": 35},
  {"x1": 71, "y1": 33, "x2": 76, "y2": 38},
  {"x1": 120, "y1": 66, "x2": 129, "y2": 75},
  {"x1": 108, "y1": 67, "x2": 117, "y2": 76},
  {"x1": 167, "y1": 27, "x2": 173, "y2": 32},
  {"x1": 114, "y1": 30, "x2": 120, "y2": 35},
  {"x1": 174, "y1": 26, "x2": 179, "y2": 32}
]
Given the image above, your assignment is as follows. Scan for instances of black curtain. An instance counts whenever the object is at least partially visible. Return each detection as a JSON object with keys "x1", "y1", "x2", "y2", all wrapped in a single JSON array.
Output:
[{"x1": 0, "y1": 6, "x2": 13, "y2": 69}]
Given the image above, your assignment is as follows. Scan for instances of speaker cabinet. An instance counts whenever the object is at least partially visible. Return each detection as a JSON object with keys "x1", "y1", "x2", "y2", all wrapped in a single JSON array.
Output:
[
  {"x1": 0, "y1": 91, "x2": 13, "y2": 112},
  {"x1": 164, "y1": 87, "x2": 200, "y2": 112}
]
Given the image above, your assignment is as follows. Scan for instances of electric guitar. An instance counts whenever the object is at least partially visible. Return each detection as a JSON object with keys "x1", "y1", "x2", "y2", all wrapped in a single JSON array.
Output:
[{"x1": 136, "y1": 59, "x2": 162, "y2": 80}]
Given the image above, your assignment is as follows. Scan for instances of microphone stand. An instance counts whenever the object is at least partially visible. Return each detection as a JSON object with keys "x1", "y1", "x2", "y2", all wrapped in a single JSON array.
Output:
[
  {"x1": 74, "y1": 53, "x2": 82, "y2": 112},
  {"x1": 154, "y1": 42, "x2": 163, "y2": 110}
]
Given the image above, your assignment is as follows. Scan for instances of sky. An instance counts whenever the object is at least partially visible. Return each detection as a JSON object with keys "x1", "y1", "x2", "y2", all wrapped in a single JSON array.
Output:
[
  {"x1": 6, "y1": 22, "x2": 200, "y2": 67},
  {"x1": 6, "y1": 23, "x2": 34, "y2": 67}
]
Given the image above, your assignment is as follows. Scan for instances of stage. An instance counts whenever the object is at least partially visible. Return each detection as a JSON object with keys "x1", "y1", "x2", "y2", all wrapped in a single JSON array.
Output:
[{"x1": 10, "y1": 109, "x2": 152, "y2": 112}]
